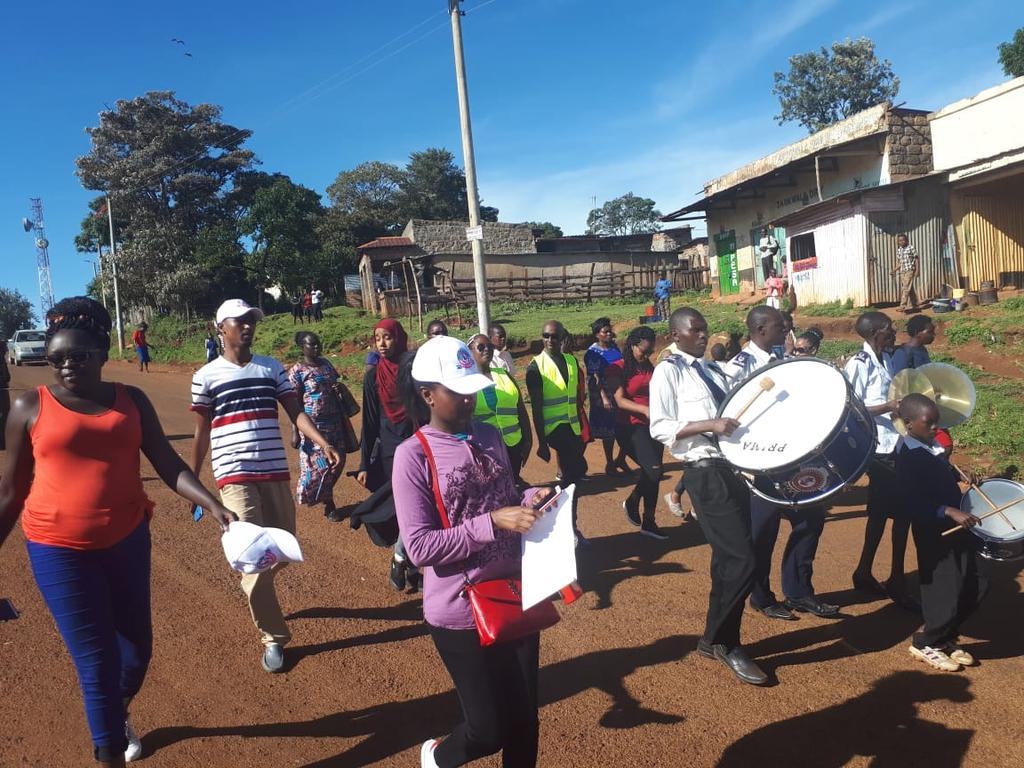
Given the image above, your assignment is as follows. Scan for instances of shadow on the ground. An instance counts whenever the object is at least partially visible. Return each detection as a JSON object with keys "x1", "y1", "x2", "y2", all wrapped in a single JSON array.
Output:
[
  {"x1": 286, "y1": 599, "x2": 422, "y2": 623},
  {"x1": 143, "y1": 634, "x2": 694, "y2": 767},
  {"x1": 715, "y1": 671, "x2": 974, "y2": 768}
]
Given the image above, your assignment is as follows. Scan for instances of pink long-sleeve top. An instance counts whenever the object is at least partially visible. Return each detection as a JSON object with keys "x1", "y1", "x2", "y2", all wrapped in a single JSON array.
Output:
[{"x1": 392, "y1": 423, "x2": 533, "y2": 630}]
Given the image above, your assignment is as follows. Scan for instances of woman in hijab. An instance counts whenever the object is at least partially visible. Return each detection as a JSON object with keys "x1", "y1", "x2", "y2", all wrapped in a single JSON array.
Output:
[{"x1": 357, "y1": 319, "x2": 419, "y2": 591}]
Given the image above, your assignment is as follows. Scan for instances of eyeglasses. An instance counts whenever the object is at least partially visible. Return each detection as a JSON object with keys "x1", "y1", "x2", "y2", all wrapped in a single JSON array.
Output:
[
  {"x1": 791, "y1": 347, "x2": 815, "y2": 356},
  {"x1": 46, "y1": 349, "x2": 98, "y2": 368},
  {"x1": 541, "y1": 332, "x2": 562, "y2": 340},
  {"x1": 472, "y1": 343, "x2": 493, "y2": 352}
]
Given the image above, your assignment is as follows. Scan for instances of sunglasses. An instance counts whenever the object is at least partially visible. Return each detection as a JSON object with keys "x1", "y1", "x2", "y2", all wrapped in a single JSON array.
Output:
[
  {"x1": 46, "y1": 349, "x2": 99, "y2": 368},
  {"x1": 541, "y1": 332, "x2": 563, "y2": 340},
  {"x1": 472, "y1": 343, "x2": 493, "y2": 352},
  {"x1": 791, "y1": 347, "x2": 815, "y2": 356}
]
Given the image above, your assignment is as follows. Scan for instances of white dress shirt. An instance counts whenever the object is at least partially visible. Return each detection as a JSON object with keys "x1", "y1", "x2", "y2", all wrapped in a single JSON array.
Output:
[
  {"x1": 649, "y1": 349, "x2": 728, "y2": 462},
  {"x1": 844, "y1": 341, "x2": 899, "y2": 454},
  {"x1": 720, "y1": 341, "x2": 775, "y2": 391},
  {"x1": 491, "y1": 348, "x2": 515, "y2": 376}
]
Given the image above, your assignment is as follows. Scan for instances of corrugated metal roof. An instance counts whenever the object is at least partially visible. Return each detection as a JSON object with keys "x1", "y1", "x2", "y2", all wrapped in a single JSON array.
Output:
[{"x1": 358, "y1": 237, "x2": 414, "y2": 250}]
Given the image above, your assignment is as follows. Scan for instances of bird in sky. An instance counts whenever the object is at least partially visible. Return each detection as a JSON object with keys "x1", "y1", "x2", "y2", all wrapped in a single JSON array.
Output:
[
  {"x1": 171, "y1": 38, "x2": 185, "y2": 44},
  {"x1": 184, "y1": 52, "x2": 193, "y2": 58}
]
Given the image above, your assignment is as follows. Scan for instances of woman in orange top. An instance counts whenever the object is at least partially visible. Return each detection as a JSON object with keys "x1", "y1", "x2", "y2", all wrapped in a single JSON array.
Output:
[{"x1": 0, "y1": 297, "x2": 234, "y2": 768}]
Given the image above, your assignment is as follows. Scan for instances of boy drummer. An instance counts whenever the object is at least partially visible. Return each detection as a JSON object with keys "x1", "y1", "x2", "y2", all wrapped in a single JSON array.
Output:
[{"x1": 896, "y1": 394, "x2": 988, "y2": 671}]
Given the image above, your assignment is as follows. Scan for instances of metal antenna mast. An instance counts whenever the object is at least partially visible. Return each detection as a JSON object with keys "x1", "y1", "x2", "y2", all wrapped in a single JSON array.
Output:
[{"x1": 23, "y1": 198, "x2": 55, "y2": 316}]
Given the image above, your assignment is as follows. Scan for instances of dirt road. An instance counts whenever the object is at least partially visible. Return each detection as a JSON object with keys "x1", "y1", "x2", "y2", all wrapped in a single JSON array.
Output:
[{"x1": 2, "y1": 361, "x2": 1022, "y2": 767}]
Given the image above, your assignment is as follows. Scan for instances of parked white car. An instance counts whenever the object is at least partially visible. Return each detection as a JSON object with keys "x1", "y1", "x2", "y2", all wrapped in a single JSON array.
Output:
[{"x1": 7, "y1": 329, "x2": 48, "y2": 366}]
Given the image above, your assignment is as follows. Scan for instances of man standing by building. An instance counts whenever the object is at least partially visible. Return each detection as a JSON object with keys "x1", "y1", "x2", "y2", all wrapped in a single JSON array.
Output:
[
  {"x1": 891, "y1": 233, "x2": 919, "y2": 313},
  {"x1": 721, "y1": 306, "x2": 838, "y2": 623},
  {"x1": 190, "y1": 299, "x2": 342, "y2": 673},
  {"x1": 654, "y1": 273, "x2": 672, "y2": 321},
  {"x1": 526, "y1": 320, "x2": 589, "y2": 547}
]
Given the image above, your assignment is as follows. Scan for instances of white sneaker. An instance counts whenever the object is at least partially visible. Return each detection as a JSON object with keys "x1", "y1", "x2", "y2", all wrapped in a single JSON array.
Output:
[
  {"x1": 909, "y1": 645, "x2": 960, "y2": 672},
  {"x1": 124, "y1": 717, "x2": 143, "y2": 762},
  {"x1": 664, "y1": 493, "x2": 684, "y2": 517},
  {"x1": 420, "y1": 738, "x2": 441, "y2": 768}
]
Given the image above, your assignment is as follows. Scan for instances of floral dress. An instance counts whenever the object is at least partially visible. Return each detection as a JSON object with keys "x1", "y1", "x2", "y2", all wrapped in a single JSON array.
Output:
[
  {"x1": 584, "y1": 343, "x2": 623, "y2": 440},
  {"x1": 288, "y1": 358, "x2": 345, "y2": 504}
]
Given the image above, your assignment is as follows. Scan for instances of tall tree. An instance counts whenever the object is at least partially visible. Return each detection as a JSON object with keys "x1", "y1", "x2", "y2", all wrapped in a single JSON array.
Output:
[
  {"x1": 325, "y1": 160, "x2": 405, "y2": 244},
  {"x1": 523, "y1": 221, "x2": 564, "y2": 238},
  {"x1": 73, "y1": 196, "x2": 129, "y2": 255},
  {"x1": 773, "y1": 38, "x2": 900, "y2": 133},
  {"x1": 75, "y1": 91, "x2": 257, "y2": 312},
  {"x1": 998, "y1": 27, "x2": 1024, "y2": 77},
  {"x1": 586, "y1": 193, "x2": 662, "y2": 235},
  {"x1": 396, "y1": 148, "x2": 499, "y2": 223},
  {"x1": 0, "y1": 288, "x2": 38, "y2": 338},
  {"x1": 241, "y1": 177, "x2": 324, "y2": 304}
]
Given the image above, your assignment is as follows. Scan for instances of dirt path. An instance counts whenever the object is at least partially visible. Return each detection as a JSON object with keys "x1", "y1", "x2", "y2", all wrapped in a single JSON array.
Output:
[{"x1": 2, "y1": 362, "x2": 1023, "y2": 767}]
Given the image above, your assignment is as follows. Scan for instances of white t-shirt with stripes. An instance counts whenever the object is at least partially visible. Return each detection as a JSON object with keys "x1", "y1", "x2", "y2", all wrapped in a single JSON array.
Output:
[{"x1": 190, "y1": 355, "x2": 296, "y2": 488}]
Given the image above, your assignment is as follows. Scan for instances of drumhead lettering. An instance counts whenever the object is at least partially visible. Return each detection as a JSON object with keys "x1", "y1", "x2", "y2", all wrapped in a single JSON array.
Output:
[{"x1": 741, "y1": 441, "x2": 788, "y2": 453}]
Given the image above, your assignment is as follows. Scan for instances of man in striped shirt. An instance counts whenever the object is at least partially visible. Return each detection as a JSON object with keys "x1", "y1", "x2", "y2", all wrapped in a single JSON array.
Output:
[
  {"x1": 190, "y1": 299, "x2": 342, "y2": 673},
  {"x1": 890, "y1": 233, "x2": 919, "y2": 313}
]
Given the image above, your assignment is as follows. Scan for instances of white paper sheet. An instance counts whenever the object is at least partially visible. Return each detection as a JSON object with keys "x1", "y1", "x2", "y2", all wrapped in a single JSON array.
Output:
[{"x1": 521, "y1": 484, "x2": 577, "y2": 610}]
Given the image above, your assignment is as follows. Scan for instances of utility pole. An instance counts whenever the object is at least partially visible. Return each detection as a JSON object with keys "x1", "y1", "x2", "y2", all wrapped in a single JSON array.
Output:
[
  {"x1": 449, "y1": 0, "x2": 490, "y2": 333},
  {"x1": 105, "y1": 195, "x2": 124, "y2": 353}
]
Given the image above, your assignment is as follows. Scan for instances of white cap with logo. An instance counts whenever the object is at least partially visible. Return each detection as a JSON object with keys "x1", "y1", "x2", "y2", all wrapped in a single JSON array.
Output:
[
  {"x1": 221, "y1": 521, "x2": 304, "y2": 574},
  {"x1": 411, "y1": 336, "x2": 495, "y2": 395},
  {"x1": 215, "y1": 299, "x2": 265, "y2": 325}
]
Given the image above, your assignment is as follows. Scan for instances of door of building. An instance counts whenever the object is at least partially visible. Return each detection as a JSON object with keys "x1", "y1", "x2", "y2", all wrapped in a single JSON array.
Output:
[
  {"x1": 750, "y1": 226, "x2": 786, "y2": 288},
  {"x1": 715, "y1": 232, "x2": 739, "y2": 295}
]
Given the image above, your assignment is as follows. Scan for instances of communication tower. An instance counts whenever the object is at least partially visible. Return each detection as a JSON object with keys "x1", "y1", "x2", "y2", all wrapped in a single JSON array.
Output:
[{"x1": 21, "y1": 198, "x2": 55, "y2": 316}]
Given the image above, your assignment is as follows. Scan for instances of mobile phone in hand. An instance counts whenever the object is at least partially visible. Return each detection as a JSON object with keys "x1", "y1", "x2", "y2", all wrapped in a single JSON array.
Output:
[
  {"x1": 191, "y1": 504, "x2": 204, "y2": 522},
  {"x1": 0, "y1": 598, "x2": 19, "y2": 621},
  {"x1": 534, "y1": 486, "x2": 563, "y2": 515}
]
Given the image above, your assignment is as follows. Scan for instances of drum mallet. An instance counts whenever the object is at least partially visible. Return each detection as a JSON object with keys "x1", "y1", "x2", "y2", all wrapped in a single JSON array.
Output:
[
  {"x1": 952, "y1": 463, "x2": 1017, "y2": 531},
  {"x1": 733, "y1": 377, "x2": 776, "y2": 422},
  {"x1": 941, "y1": 497, "x2": 1024, "y2": 536}
]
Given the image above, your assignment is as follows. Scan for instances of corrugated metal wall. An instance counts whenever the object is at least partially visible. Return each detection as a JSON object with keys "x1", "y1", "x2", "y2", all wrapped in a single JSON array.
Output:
[
  {"x1": 785, "y1": 211, "x2": 869, "y2": 305},
  {"x1": 951, "y1": 174, "x2": 1024, "y2": 289},
  {"x1": 866, "y1": 179, "x2": 950, "y2": 305}
]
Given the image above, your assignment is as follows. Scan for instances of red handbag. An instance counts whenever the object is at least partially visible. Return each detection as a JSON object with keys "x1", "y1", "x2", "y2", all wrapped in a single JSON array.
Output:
[{"x1": 415, "y1": 430, "x2": 560, "y2": 647}]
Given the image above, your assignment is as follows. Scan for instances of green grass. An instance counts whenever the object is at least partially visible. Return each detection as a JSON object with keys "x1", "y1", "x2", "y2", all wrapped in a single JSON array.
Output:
[
  {"x1": 801, "y1": 299, "x2": 862, "y2": 317},
  {"x1": 941, "y1": 297, "x2": 1024, "y2": 347}
]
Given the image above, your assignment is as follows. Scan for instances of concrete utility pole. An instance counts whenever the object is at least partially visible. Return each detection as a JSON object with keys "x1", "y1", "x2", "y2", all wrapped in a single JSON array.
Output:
[
  {"x1": 449, "y1": 0, "x2": 490, "y2": 333},
  {"x1": 105, "y1": 195, "x2": 124, "y2": 353}
]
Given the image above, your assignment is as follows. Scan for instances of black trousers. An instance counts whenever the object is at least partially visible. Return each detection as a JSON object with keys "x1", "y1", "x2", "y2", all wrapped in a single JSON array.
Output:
[
  {"x1": 626, "y1": 424, "x2": 663, "y2": 523},
  {"x1": 684, "y1": 463, "x2": 755, "y2": 649},
  {"x1": 546, "y1": 423, "x2": 587, "y2": 531},
  {"x1": 749, "y1": 495, "x2": 825, "y2": 608},
  {"x1": 429, "y1": 625, "x2": 540, "y2": 768},
  {"x1": 911, "y1": 522, "x2": 990, "y2": 649},
  {"x1": 857, "y1": 452, "x2": 910, "y2": 579},
  {"x1": 505, "y1": 439, "x2": 525, "y2": 477}
]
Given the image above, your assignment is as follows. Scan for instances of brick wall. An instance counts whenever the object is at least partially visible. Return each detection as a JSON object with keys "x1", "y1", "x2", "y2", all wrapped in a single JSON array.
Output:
[
  {"x1": 402, "y1": 219, "x2": 537, "y2": 254},
  {"x1": 887, "y1": 111, "x2": 933, "y2": 179}
]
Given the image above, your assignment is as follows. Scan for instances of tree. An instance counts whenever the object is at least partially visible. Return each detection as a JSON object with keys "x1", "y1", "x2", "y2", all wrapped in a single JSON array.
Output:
[
  {"x1": 523, "y1": 221, "x2": 564, "y2": 238},
  {"x1": 75, "y1": 91, "x2": 257, "y2": 313},
  {"x1": 998, "y1": 27, "x2": 1024, "y2": 77},
  {"x1": 74, "y1": 196, "x2": 129, "y2": 255},
  {"x1": 241, "y1": 177, "x2": 324, "y2": 304},
  {"x1": 325, "y1": 160, "x2": 406, "y2": 244},
  {"x1": 586, "y1": 193, "x2": 662, "y2": 235},
  {"x1": 0, "y1": 288, "x2": 38, "y2": 339},
  {"x1": 773, "y1": 38, "x2": 900, "y2": 133},
  {"x1": 395, "y1": 148, "x2": 499, "y2": 224}
]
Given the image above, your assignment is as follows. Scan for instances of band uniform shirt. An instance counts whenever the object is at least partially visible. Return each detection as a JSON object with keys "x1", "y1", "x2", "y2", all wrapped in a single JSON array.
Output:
[
  {"x1": 896, "y1": 244, "x2": 918, "y2": 274},
  {"x1": 720, "y1": 342, "x2": 775, "y2": 391},
  {"x1": 895, "y1": 434, "x2": 960, "y2": 525},
  {"x1": 844, "y1": 342, "x2": 898, "y2": 454},
  {"x1": 649, "y1": 349, "x2": 728, "y2": 462}
]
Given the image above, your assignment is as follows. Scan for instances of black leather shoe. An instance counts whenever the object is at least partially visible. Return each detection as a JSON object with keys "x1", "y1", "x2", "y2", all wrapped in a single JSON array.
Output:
[
  {"x1": 713, "y1": 645, "x2": 768, "y2": 686},
  {"x1": 388, "y1": 557, "x2": 407, "y2": 591},
  {"x1": 853, "y1": 573, "x2": 887, "y2": 597},
  {"x1": 785, "y1": 596, "x2": 840, "y2": 617},
  {"x1": 757, "y1": 602, "x2": 797, "y2": 621},
  {"x1": 697, "y1": 639, "x2": 716, "y2": 659}
]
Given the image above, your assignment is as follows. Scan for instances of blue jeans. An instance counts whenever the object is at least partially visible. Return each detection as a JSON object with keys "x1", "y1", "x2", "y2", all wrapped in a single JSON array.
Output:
[{"x1": 26, "y1": 521, "x2": 152, "y2": 756}]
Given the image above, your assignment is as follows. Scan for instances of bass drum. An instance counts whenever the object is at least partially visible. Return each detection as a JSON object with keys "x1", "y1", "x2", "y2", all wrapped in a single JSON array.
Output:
[
  {"x1": 716, "y1": 357, "x2": 876, "y2": 506},
  {"x1": 962, "y1": 479, "x2": 1024, "y2": 561}
]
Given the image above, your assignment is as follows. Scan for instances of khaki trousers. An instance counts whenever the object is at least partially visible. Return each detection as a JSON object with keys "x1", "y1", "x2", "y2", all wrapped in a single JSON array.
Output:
[
  {"x1": 220, "y1": 481, "x2": 296, "y2": 646},
  {"x1": 898, "y1": 271, "x2": 918, "y2": 311}
]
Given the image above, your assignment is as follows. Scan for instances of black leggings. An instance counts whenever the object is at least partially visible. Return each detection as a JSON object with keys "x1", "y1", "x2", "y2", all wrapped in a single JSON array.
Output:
[
  {"x1": 546, "y1": 423, "x2": 587, "y2": 531},
  {"x1": 626, "y1": 423, "x2": 663, "y2": 523},
  {"x1": 429, "y1": 625, "x2": 540, "y2": 768}
]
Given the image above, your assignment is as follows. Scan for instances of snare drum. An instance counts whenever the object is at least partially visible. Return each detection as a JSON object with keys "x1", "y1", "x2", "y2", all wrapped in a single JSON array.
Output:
[
  {"x1": 716, "y1": 357, "x2": 876, "y2": 506},
  {"x1": 962, "y1": 479, "x2": 1024, "y2": 561}
]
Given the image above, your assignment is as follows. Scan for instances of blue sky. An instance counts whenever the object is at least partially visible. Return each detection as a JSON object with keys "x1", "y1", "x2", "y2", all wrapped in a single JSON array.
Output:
[{"x1": 1, "y1": 0, "x2": 1019, "y2": 320}]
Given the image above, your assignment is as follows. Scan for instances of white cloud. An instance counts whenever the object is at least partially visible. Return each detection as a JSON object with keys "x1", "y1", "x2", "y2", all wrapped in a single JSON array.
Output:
[{"x1": 851, "y1": 3, "x2": 918, "y2": 36}]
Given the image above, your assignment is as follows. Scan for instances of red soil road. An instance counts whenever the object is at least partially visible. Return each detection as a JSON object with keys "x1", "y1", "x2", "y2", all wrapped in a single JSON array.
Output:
[{"x1": 2, "y1": 361, "x2": 1023, "y2": 768}]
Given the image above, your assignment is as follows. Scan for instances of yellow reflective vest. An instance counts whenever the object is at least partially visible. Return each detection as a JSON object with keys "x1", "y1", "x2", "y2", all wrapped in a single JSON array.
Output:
[
  {"x1": 533, "y1": 351, "x2": 581, "y2": 437},
  {"x1": 474, "y1": 367, "x2": 523, "y2": 447}
]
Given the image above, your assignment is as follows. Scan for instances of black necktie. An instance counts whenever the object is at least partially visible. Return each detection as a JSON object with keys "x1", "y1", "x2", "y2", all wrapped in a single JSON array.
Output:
[{"x1": 692, "y1": 360, "x2": 726, "y2": 406}]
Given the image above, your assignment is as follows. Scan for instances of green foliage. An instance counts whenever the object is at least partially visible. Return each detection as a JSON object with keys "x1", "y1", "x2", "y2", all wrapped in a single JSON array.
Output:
[
  {"x1": 586, "y1": 193, "x2": 662, "y2": 235},
  {"x1": 942, "y1": 300, "x2": 1024, "y2": 346},
  {"x1": 998, "y1": 27, "x2": 1024, "y2": 78},
  {"x1": 522, "y1": 221, "x2": 564, "y2": 238},
  {"x1": 0, "y1": 287, "x2": 38, "y2": 339},
  {"x1": 397, "y1": 148, "x2": 499, "y2": 223},
  {"x1": 817, "y1": 338, "x2": 862, "y2": 360},
  {"x1": 773, "y1": 37, "x2": 900, "y2": 132},
  {"x1": 950, "y1": 378, "x2": 1023, "y2": 476},
  {"x1": 802, "y1": 299, "x2": 857, "y2": 317}
]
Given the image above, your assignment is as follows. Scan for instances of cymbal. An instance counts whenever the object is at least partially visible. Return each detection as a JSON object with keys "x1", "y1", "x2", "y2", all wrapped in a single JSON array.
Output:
[
  {"x1": 889, "y1": 368, "x2": 934, "y2": 403},
  {"x1": 919, "y1": 362, "x2": 976, "y2": 428}
]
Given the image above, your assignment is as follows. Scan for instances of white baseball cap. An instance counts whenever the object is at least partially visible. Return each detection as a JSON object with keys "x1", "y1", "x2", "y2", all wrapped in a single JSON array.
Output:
[
  {"x1": 215, "y1": 299, "x2": 265, "y2": 325},
  {"x1": 411, "y1": 336, "x2": 495, "y2": 395},
  {"x1": 221, "y1": 521, "x2": 303, "y2": 574}
]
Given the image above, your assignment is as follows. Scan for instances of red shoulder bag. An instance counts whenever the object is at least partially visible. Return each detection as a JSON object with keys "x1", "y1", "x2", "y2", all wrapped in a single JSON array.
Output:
[{"x1": 414, "y1": 430, "x2": 560, "y2": 647}]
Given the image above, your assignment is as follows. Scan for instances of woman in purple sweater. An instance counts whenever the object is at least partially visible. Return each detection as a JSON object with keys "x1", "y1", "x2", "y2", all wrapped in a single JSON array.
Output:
[{"x1": 392, "y1": 336, "x2": 552, "y2": 768}]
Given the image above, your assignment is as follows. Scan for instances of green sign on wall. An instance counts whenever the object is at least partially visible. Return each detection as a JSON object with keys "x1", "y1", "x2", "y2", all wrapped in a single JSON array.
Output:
[{"x1": 714, "y1": 232, "x2": 739, "y2": 295}]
